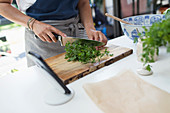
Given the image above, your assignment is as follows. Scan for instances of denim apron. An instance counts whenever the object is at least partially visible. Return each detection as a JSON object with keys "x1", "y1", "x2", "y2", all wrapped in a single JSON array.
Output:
[{"x1": 26, "y1": 0, "x2": 79, "y2": 20}]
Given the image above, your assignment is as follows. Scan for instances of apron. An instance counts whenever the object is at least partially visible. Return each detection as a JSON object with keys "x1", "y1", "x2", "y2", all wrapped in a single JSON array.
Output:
[{"x1": 25, "y1": 16, "x2": 87, "y2": 67}]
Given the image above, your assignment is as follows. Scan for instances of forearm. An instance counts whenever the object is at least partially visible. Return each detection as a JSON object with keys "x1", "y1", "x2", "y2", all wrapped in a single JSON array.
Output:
[
  {"x1": 0, "y1": 2, "x2": 31, "y2": 28},
  {"x1": 78, "y1": 0, "x2": 95, "y2": 31},
  {"x1": 78, "y1": 0, "x2": 107, "y2": 45}
]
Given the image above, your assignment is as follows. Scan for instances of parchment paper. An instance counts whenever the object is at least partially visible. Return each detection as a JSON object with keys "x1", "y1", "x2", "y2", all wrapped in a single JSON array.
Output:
[{"x1": 83, "y1": 70, "x2": 170, "y2": 113}]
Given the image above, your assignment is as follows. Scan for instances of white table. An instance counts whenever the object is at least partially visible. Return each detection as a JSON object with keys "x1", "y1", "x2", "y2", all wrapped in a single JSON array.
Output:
[{"x1": 0, "y1": 35, "x2": 170, "y2": 113}]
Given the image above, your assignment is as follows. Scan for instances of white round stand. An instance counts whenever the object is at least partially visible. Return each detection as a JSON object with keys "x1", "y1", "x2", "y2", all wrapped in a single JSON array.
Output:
[
  {"x1": 44, "y1": 88, "x2": 74, "y2": 106},
  {"x1": 137, "y1": 67, "x2": 153, "y2": 76}
]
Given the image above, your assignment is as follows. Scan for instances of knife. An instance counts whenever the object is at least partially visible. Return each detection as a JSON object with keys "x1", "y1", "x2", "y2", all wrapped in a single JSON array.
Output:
[{"x1": 35, "y1": 34, "x2": 105, "y2": 46}]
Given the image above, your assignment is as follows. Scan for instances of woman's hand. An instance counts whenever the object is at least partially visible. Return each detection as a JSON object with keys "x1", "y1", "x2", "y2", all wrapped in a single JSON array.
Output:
[
  {"x1": 32, "y1": 20, "x2": 67, "y2": 43},
  {"x1": 86, "y1": 28, "x2": 108, "y2": 46}
]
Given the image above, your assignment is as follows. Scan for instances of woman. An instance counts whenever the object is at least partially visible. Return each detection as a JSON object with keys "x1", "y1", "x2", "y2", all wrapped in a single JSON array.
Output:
[{"x1": 0, "y1": 0, "x2": 107, "y2": 66}]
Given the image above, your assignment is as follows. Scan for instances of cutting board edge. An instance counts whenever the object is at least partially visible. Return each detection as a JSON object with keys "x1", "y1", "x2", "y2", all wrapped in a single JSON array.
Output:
[{"x1": 63, "y1": 49, "x2": 133, "y2": 85}]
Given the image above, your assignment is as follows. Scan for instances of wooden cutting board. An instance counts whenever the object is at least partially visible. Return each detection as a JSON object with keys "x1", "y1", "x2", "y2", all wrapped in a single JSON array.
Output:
[{"x1": 45, "y1": 44, "x2": 133, "y2": 85}]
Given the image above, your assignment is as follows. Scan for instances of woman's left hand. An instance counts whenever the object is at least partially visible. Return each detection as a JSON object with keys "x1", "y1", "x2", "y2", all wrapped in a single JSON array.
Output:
[{"x1": 86, "y1": 28, "x2": 108, "y2": 48}]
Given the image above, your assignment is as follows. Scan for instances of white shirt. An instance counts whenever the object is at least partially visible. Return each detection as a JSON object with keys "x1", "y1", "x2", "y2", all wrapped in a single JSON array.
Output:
[{"x1": 16, "y1": 0, "x2": 36, "y2": 12}]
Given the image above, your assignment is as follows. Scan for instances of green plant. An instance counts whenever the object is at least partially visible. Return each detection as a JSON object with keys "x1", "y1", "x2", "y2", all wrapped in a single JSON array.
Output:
[
  {"x1": 139, "y1": 17, "x2": 170, "y2": 71},
  {"x1": 65, "y1": 40, "x2": 113, "y2": 64}
]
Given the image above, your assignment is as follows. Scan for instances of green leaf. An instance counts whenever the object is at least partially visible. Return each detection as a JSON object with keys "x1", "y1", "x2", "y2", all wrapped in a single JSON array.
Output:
[
  {"x1": 167, "y1": 45, "x2": 170, "y2": 52},
  {"x1": 146, "y1": 64, "x2": 151, "y2": 72},
  {"x1": 110, "y1": 54, "x2": 114, "y2": 57},
  {"x1": 133, "y1": 37, "x2": 138, "y2": 43}
]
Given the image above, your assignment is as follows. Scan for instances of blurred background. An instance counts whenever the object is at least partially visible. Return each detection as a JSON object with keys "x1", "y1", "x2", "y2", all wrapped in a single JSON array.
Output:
[{"x1": 0, "y1": 0, "x2": 169, "y2": 76}]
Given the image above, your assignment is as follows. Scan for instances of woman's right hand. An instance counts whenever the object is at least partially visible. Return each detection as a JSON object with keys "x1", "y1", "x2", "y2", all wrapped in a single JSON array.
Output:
[{"x1": 32, "y1": 20, "x2": 67, "y2": 43}]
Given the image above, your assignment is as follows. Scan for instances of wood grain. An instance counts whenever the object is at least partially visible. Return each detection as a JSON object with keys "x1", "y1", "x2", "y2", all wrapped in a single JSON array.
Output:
[{"x1": 45, "y1": 44, "x2": 133, "y2": 84}]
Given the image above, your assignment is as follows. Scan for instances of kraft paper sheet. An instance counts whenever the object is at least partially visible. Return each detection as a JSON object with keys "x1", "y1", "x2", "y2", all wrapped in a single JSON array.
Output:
[{"x1": 83, "y1": 70, "x2": 170, "y2": 113}]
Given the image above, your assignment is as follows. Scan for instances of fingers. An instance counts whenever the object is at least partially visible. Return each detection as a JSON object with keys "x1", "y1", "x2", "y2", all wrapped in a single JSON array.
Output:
[
  {"x1": 98, "y1": 31, "x2": 107, "y2": 45},
  {"x1": 87, "y1": 29, "x2": 108, "y2": 50},
  {"x1": 92, "y1": 30, "x2": 108, "y2": 45},
  {"x1": 47, "y1": 32, "x2": 57, "y2": 42},
  {"x1": 37, "y1": 35, "x2": 46, "y2": 42},
  {"x1": 51, "y1": 27, "x2": 67, "y2": 37},
  {"x1": 33, "y1": 21, "x2": 66, "y2": 43},
  {"x1": 94, "y1": 31, "x2": 100, "y2": 42},
  {"x1": 38, "y1": 32, "x2": 58, "y2": 43},
  {"x1": 88, "y1": 35, "x2": 94, "y2": 40},
  {"x1": 100, "y1": 33, "x2": 108, "y2": 46},
  {"x1": 42, "y1": 34, "x2": 52, "y2": 43}
]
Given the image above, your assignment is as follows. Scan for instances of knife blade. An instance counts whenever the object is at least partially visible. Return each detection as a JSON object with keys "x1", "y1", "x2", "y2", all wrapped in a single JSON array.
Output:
[{"x1": 35, "y1": 34, "x2": 105, "y2": 46}]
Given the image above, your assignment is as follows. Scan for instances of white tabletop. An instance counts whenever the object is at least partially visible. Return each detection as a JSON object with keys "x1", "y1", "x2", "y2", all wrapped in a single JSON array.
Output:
[{"x1": 0, "y1": 35, "x2": 170, "y2": 113}]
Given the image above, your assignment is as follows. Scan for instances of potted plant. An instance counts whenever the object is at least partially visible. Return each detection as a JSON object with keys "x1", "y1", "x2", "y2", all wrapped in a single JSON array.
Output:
[{"x1": 138, "y1": 8, "x2": 170, "y2": 74}]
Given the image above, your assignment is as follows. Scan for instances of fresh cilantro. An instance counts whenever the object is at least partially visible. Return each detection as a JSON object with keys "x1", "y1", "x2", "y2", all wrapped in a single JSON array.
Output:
[{"x1": 65, "y1": 40, "x2": 113, "y2": 64}]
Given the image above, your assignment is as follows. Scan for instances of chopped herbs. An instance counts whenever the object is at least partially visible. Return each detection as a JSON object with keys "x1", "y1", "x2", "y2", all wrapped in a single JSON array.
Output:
[{"x1": 64, "y1": 40, "x2": 113, "y2": 64}]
